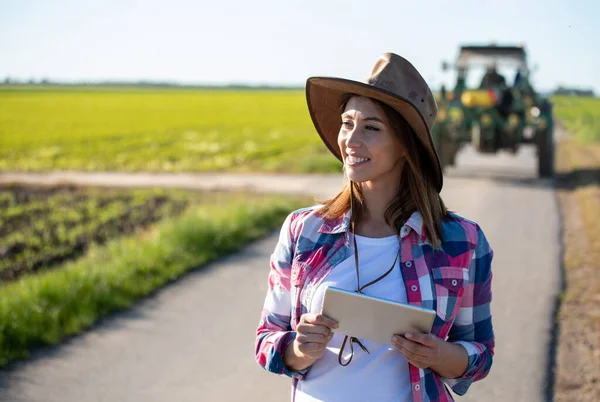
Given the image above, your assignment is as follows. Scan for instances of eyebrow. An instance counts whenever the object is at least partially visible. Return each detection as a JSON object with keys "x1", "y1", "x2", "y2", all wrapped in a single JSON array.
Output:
[
  {"x1": 341, "y1": 113, "x2": 385, "y2": 124},
  {"x1": 363, "y1": 117, "x2": 385, "y2": 123}
]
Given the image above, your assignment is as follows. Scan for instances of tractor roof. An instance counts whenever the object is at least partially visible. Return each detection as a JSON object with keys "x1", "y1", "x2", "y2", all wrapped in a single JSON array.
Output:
[{"x1": 456, "y1": 45, "x2": 527, "y2": 69}]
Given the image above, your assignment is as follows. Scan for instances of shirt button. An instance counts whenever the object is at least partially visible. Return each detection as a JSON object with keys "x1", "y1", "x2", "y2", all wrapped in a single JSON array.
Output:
[
  {"x1": 414, "y1": 384, "x2": 421, "y2": 391},
  {"x1": 411, "y1": 285, "x2": 418, "y2": 292},
  {"x1": 452, "y1": 279, "x2": 458, "y2": 286},
  {"x1": 405, "y1": 261, "x2": 413, "y2": 268}
]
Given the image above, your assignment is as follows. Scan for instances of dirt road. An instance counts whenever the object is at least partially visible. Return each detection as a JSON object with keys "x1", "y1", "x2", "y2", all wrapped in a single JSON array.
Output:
[{"x1": 0, "y1": 144, "x2": 561, "y2": 402}]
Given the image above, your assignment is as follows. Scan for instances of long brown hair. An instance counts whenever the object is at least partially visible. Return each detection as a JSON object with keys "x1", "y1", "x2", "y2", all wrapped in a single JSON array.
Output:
[{"x1": 317, "y1": 96, "x2": 448, "y2": 248}]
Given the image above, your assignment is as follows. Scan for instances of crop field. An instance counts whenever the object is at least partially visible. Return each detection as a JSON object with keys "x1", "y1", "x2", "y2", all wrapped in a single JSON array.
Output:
[
  {"x1": 551, "y1": 95, "x2": 600, "y2": 143},
  {"x1": 0, "y1": 86, "x2": 341, "y2": 173},
  {"x1": 0, "y1": 184, "x2": 194, "y2": 282}
]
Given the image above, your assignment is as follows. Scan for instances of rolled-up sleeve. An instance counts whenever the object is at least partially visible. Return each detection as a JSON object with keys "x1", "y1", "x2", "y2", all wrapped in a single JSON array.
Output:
[
  {"x1": 443, "y1": 224, "x2": 495, "y2": 395},
  {"x1": 255, "y1": 212, "x2": 306, "y2": 379}
]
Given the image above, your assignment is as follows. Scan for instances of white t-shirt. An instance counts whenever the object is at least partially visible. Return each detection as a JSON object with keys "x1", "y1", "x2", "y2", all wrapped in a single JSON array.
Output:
[{"x1": 295, "y1": 234, "x2": 412, "y2": 402}]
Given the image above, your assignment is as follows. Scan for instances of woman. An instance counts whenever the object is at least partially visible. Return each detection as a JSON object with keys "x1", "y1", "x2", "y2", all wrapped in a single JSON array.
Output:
[{"x1": 255, "y1": 53, "x2": 494, "y2": 402}]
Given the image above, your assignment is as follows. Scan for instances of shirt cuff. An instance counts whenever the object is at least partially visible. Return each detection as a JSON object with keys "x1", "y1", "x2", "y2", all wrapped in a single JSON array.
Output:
[
  {"x1": 278, "y1": 331, "x2": 312, "y2": 380},
  {"x1": 439, "y1": 341, "x2": 480, "y2": 395}
]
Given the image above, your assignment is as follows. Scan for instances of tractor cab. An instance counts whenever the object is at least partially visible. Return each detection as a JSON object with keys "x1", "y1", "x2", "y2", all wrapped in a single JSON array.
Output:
[{"x1": 434, "y1": 44, "x2": 554, "y2": 177}]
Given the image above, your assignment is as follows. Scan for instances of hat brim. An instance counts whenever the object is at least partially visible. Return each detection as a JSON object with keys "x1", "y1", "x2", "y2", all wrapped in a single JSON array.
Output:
[{"x1": 306, "y1": 77, "x2": 443, "y2": 192}]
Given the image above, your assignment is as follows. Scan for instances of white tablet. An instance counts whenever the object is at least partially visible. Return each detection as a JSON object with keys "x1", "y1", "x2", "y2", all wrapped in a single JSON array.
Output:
[{"x1": 321, "y1": 286, "x2": 436, "y2": 345}]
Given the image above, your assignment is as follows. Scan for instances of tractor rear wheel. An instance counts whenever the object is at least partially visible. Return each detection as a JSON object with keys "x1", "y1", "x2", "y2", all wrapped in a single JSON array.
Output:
[{"x1": 537, "y1": 128, "x2": 554, "y2": 178}]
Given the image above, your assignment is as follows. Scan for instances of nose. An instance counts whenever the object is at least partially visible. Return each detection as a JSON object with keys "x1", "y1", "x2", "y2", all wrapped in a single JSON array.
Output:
[{"x1": 343, "y1": 125, "x2": 362, "y2": 150}]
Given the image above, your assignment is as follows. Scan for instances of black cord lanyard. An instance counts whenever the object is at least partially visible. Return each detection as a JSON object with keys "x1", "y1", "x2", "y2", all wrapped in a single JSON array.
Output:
[{"x1": 338, "y1": 184, "x2": 401, "y2": 367}]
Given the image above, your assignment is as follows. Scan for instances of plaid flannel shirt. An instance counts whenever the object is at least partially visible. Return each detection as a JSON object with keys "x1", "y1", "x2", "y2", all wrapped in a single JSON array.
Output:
[{"x1": 255, "y1": 205, "x2": 494, "y2": 402}]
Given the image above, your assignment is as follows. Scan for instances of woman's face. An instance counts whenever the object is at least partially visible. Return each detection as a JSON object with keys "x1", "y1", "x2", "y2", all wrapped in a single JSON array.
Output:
[{"x1": 338, "y1": 96, "x2": 405, "y2": 184}]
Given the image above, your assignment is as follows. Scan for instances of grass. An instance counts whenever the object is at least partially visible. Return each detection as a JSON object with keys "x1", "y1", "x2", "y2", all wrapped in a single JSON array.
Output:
[
  {"x1": 554, "y1": 139, "x2": 600, "y2": 401},
  {"x1": 552, "y1": 96, "x2": 600, "y2": 400},
  {"x1": 556, "y1": 139, "x2": 600, "y2": 281},
  {"x1": 551, "y1": 96, "x2": 600, "y2": 143},
  {"x1": 0, "y1": 189, "x2": 311, "y2": 368},
  {"x1": 0, "y1": 184, "x2": 193, "y2": 282},
  {"x1": 0, "y1": 86, "x2": 342, "y2": 173}
]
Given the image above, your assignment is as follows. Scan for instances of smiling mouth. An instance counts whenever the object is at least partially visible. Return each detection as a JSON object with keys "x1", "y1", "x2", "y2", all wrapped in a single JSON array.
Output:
[{"x1": 346, "y1": 156, "x2": 371, "y2": 166}]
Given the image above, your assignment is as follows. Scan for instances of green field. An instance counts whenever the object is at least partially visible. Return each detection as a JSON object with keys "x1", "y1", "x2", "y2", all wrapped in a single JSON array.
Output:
[
  {"x1": 551, "y1": 95, "x2": 600, "y2": 143},
  {"x1": 0, "y1": 185, "x2": 310, "y2": 367},
  {"x1": 1, "y1": 87, "x2": 596, "y2": 176},
  {"x1": 0, "y1": 87, "x2": 341, "y2": 173}
]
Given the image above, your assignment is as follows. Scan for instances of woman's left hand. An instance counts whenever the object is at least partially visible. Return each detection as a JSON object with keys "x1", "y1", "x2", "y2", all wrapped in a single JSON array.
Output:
[
  {"x1": 392, "y1": 333, "x2": 445, "y2": 369},
  {"x1": 392, "y1": 333, "x2": 468, "y2": 378}
]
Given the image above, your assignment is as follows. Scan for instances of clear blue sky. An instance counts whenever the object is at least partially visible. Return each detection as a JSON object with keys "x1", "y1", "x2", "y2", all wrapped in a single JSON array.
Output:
[{"x1": 1, "y1": 0, "x2": 598, "y2": 93}]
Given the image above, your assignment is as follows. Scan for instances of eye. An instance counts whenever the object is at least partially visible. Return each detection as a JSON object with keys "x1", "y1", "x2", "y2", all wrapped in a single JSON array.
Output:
[
  {"x1": 365, "y1": 125, "x2": 380, "y2": 132},
  {"x1": 341, "y1": 120, "x2": 353, "y2": 128}
]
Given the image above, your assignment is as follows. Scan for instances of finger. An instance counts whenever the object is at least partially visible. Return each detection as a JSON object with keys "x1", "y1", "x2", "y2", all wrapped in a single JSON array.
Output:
[
  {"x1": 317, "y1": 314, "x2": 339, "y2": 329},
  {"x1": 392, "y1": 337, "x2": 437, "y2": 360},
  {"x1": 396, "y1": 344, "x2": 433, "y2": 364},
  {"x1": 300, "y1": 313, "x2": 321, "y2": 324},
  {"x1": 297, "y1": 341, "x2": 327, "y2": 356},
  {"x1": 405, "y1": 357, "x2": 429, "y2": 369},
  {"x1": 301, "y1": 313, "x2": 336, "y2": 328},
  {"x1": 297, "y1": 322, "x2": 332, "y2": 337},
  {"x1": 404, "y1": 332, "x2": 439, "y2": 348},
  {"x1": 299, "y1": 313, "x2": 312, "y2": 323},
  {"x1": 304, "y1": 313, "x2": 339, "y2": 329},
  {"x1": 296, "y1": 332, "x2": 333, "y2": 344},
  {"x1": 398, "y1": 347, "x2": 433, "y2": 368}
]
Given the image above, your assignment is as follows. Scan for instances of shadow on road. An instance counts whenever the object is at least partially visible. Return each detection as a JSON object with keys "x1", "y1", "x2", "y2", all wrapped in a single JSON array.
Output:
[
  {"x1": 446, "y1": 164, "x2": 600, "y2": 191},
  {"x1": 555, "y1": 168, "x2": 600, "y2": 190},
  {"x1": 445, "y1": 167, "x2": 554, "y2": 190}
]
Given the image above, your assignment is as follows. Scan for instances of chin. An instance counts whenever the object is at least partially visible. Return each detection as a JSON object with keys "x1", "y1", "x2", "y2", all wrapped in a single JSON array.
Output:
[{"x1": 345, "y1": 168, "x2": 373, "y2": 183}]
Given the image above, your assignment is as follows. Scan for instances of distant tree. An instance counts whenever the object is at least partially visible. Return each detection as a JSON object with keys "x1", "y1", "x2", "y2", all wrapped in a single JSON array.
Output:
[{"x1": 554, "y1": 86, "x2": 595, "y2": 97}]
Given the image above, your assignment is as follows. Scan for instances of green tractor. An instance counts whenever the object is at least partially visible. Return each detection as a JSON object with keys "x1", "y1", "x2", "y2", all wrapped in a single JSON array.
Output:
[{"x1": 433, "y1": 44, "x2": 554, "y2": 177}]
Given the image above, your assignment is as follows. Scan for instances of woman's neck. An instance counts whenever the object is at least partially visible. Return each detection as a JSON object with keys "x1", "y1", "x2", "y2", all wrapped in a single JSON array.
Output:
[{"x1": 354, "y1": 179, "x2": 401, "y2": 238}]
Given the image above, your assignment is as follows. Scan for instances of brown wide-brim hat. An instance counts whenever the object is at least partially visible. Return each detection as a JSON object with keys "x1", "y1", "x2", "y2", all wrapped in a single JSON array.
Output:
[{"x1": 306, "y1": 52, "x2": 443, "y2": 193}]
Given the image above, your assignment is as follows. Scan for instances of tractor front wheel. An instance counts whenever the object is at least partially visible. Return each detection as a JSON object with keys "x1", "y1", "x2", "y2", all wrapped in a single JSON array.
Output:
[{"x1": 436, "y1": 128, "x2": 457, "y2": 171}]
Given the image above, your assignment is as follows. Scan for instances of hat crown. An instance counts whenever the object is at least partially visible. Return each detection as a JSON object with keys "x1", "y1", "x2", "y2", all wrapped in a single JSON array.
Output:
[{"x1": 366, "y1": 53, "x2": 437, "y2": 130}]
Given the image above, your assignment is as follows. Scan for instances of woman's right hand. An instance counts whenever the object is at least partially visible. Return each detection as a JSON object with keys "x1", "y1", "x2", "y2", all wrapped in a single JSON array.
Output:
[{"x1": 284, "y1": 313, "x2": 339, "y2": 371}]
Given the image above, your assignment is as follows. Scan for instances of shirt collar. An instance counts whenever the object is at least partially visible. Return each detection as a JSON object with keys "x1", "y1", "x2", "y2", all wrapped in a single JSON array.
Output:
[
  {"x1": 317, "y1": 209, "x2": 352, "y2": 234},
  {"x1": 317, "y1": 209, "x2": 425, "y2": 239},
  {"x1": 404, "y1": 210, "x2": 424, "y2": 238}
]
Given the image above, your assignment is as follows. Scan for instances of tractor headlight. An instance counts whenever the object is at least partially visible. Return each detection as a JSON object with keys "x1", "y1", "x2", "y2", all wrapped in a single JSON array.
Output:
[
  {"x1": 530, "y1": 107, "x2": 541, "y2": 118},
  {"x1": 448, "y1": 107, "x2": 464, "y2": 123},
  {"x1": 480, "y1": 114, "x2": 493, "y2": 127},
  {"x1": 508, "y1": 114, "x2": 521, "y2": 128}
]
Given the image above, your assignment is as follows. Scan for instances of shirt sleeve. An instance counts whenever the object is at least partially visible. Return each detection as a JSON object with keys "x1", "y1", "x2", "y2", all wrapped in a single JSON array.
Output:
[
  {"x1": 255, "y1": 212, "x2": 308, "y2": 380},
  {"x1": 442, "y1": 223, "x2": 495, "y2": 395}
]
